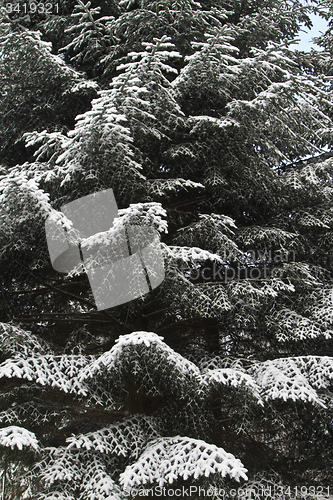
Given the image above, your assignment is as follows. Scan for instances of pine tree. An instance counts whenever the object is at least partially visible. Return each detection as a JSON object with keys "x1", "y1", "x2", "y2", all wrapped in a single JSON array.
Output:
[{"x1": 0, "y1": 0, "x2": 333, "y2": 497}]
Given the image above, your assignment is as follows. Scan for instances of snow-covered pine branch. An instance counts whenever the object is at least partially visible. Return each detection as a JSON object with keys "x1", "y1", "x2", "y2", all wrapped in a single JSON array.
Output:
[
  {"x1": 251, "y1": 356, "x2": 333, "y2": 407},
  {"x1": 79, "y1": 331, "x2": 201, "y2": 400},
  {"x1": 36, "y1": 448, "x2": 125, "y2": 499},
  {"x1": 172, "y1": 27, "x2": 241, "y2": 104},
  {"x1": 145, "y1": 178, "x2": 204, "y2": 198},
  {"x1": 268, "y1": 308, "x2": 332, "y2": 342},
  {"x1": 0, "y1": 323, "x2": 50, "y2": 359},
  {"x1": 60, "y1": 0, "x2": 116, "y2": 68},
  {"x1": 1, "y1": 0, "x2": 333, "y2": 493},
  {"x1": 79, "y1": 331, "x2": 333, "y2": 408},
  {"x1": 119, "y1": 436, "x2": 248, "y2": 488},
  {"x1": 174, "y1": 213, "x2": 240, "y2": 257},
  {"x1": 0, "y1": 426, "x2": 39, "y2": 451},
  {"x1": 66, "y1": 414, "x2": 161, "y2": 458},
  {"x1": 54, "y1": 90, "x2": 145, "y2": 198},
  {"x1": 103, "y1": 36, "x2": 185, "y2": 141},
  {"x1": 0, "y1": 166, "x2": 74, "y2": 236},
  {"x1": 0, "y1": 354, "x2": 94, "y2": 396},
  {"x1": 23, "y1": 131, "x2": 69, "y2": 166}
]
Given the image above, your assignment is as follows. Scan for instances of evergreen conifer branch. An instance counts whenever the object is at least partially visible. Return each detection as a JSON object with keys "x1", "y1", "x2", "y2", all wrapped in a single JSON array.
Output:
[{"x1": 0, "y1": 0, "x2": 332, "y2": 494}]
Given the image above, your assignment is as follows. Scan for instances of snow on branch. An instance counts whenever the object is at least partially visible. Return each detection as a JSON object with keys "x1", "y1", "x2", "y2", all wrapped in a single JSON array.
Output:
[
  {"x1": 172, "y1": 27, "x2": 240, "y2": 100},
  {"x1": 60, "y1": 0, "x2": 116, "y2": 67},
  {"x1": 1, "y1": 330, "x2": 331, "y2": 411},
  {"x1": 0, "y1": 354, "x2": 95, "y2": 395},
  {"x1": 0, "y1": 425, "x2": 39, "y2": 451},
  {"x1": 269, "y1": 308, "x2": 332, "y2": 342},
  {"x1": 80, "y1": 201, "x2": 167, "y2": 255},
  {"x1": 236, "y1": 226, "x2": 297, "y2": 249},
  {"x1": 116, "y1": 202, "x2": 168, "y2": 234},
  {"x1": 102, "y1": 35, "x2": 185, "y2": 139},
  {"x1": 37, "y1": 493, "x2": 76, "y2": 500},
  {"x1": 0, "y1": 167, "x2": 73, "y2": 230},
  {"x1": 181, "y1": 281, "x2": 233, "y2": 316},
  {"x1": 53, "y1": 89, "x2": 146, "y2": 189},
  {"x1": 251, "y1": 356, "x2": 333, "y2": 407},
  {"x1": 306, "y1": 286, "x2": 333, "y2": 332},
  {"x1": 0, "y1": 25, "x2": 97, "y2": 103},
  {"x1": 79, "y1": 332, "x2": 262, "y2": 404},
  {"x1": 174, "y1": 213, "x2": 240, "y2": 257},
  {"x1": 189, "y1": 115, "x2": 240, "y2": 134},
  {"x1": 116, "y1": 36, "x2": 182, "y2": 78},
  {"x1": 38, "y1": 447, "x2": 84, "y2": 487},
  {"x1": 280, "y1": 262, "x2": 322, "y2": 287},
  {"x1": 146, "y1": 178, "x2": 204, "y2": 197},
  {"x1": 80, "y1": 454, "x2": 125, "y2": 500},
  {"x1": 67, "y1": 415, "x2": 161, "y2": 459},
  {"x1": 119, "y1": 436, "x2": 248, "y2": 488},
  {"x1": 0, "y1": 28, "x2": 81, "y2": 80},
  {"x1": 80, "y1": 332, "x2": 333, "y2": 408},
  {"x1": 200, "y1": 368, "x2": 262, "y2": 403},
  {"x1": 163, "y1": 273, "x2": 234, "y2": 318},
  {"x1": 292, "y1": 210, "x2": 331, "y2": 229},
  {"x1": 79, "y1": 331, "x2": 201, "y2": 400},
  {"x1": 24, "y1": 130, "x2": 69, "y2": 165},
  {"x1": 37, "y1": 448, "x2": 124, "y2": 499},
  {"x1": 164, "y1": 245, "x2": 224, "y2": 265},
  {"x1": 0, "y1": 401, "x2": 65, "y2": 428},
  {"x1": 295, "y1": 356, "x2": 333, "y2": 390},
  {"x1": 0, "y1": 323, "x2": 51, "y2": 359}
]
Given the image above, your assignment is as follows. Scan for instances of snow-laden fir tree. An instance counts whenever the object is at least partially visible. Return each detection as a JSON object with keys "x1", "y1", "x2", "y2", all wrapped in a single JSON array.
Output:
[{"x1": 0, "y1": 0, "x2": 333, "y2": 497}]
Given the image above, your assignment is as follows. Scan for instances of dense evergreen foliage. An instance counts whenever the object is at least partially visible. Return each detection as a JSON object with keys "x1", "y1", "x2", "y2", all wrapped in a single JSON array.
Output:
[{"x1": 0, "y1": 0, "x2": 332, "y2": 497}]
